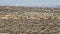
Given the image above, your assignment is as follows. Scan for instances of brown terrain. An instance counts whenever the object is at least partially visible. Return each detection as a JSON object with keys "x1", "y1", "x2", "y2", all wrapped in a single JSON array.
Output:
[{"x1": 0, "y1": 6, "x2": 60, "y2": 34}]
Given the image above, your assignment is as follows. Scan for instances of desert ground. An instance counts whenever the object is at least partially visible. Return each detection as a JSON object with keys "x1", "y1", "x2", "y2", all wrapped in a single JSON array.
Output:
[{"x1": 0, "y1": 6, "x2": 60, "y2": 34}]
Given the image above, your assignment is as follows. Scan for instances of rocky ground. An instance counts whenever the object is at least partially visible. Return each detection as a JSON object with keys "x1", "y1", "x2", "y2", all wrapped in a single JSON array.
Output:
[{"x1": 0, "y1": 6, "x2": 60, "y2": 34}]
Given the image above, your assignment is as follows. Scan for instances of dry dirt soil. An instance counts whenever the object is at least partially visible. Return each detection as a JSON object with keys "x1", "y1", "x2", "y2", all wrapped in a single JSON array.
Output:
[{"x1": 0, "y1": 6, "x2": 60, "y2": 34}]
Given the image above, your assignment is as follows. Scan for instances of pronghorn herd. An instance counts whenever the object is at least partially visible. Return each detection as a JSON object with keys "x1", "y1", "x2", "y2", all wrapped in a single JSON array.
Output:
[{"x1": 0, "y1": 12, "x2": 60, "y2": 19}]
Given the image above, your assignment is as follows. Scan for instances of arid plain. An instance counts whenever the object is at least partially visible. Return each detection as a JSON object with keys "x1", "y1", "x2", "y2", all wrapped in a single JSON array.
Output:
[{"x1": 0, "y1": 6, "x2": 60, "y2": 34}]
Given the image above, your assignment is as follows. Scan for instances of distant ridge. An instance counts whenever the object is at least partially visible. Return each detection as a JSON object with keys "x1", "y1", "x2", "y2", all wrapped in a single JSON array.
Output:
[{"x1": 0, "y1": 5, "x2": 60, "y2": 8}]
